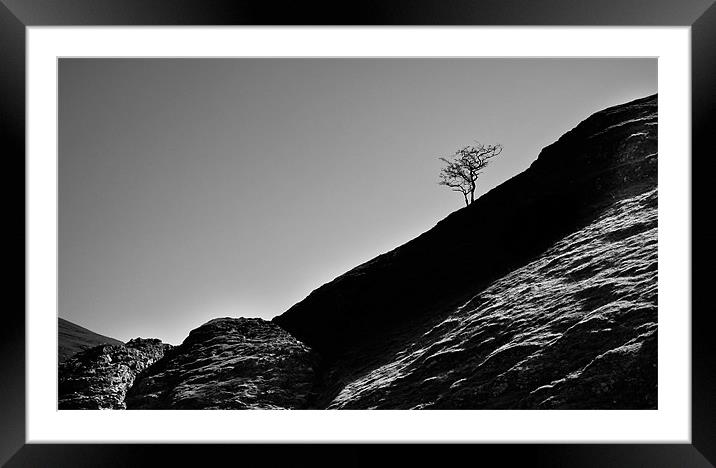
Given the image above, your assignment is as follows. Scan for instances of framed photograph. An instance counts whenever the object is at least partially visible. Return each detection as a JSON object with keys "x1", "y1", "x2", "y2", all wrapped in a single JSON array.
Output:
[{"x1": 5, "y1": 0, "x2": 712, "y2": 466}]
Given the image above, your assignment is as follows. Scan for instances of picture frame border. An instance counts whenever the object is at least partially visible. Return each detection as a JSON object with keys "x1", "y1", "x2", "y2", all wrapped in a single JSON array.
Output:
[{"x1": 3, "y1": 0, "x2": 712, "y2": 466}]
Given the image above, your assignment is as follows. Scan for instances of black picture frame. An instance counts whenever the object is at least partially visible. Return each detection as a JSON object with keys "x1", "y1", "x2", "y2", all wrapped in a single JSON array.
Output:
[{"x1": 3, "y1": 1, "x2": 712, "y2": 466}]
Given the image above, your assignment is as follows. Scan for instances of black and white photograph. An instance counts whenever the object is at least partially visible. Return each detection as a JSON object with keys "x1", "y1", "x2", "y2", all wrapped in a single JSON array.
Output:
[
  {"x1": 57, "y1": 57, "x2": 659, "y2": 411},
  {"x1": 6, "y1": 0, "x2": 713, "y2": 464}
]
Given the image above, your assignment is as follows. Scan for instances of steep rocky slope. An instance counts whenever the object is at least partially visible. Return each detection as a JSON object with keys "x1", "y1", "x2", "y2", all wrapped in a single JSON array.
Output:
[
  {"x1": 125, "y1": 318, "x2": 318, "y2": 409},
  {"x1": 275, "y1": 93, "x2": 658, "y2": 409},
  {"x1": 58, "y1": 338, "x2": 170, "y2": 409},
  {"x1": 274, "y1": 94, "x2": 657, "y2": 358},
  {"x1": 58, "y1": 317, "x2": 123, "y2": 364},
  {"x1": 324, "y1": 188, "x2": 657, "y2": 409}
]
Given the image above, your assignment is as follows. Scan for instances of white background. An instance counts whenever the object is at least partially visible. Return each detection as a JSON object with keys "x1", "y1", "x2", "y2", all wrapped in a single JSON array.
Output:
[{"x1": 27, "y1": 27, "x2": 691, "y2": 443}]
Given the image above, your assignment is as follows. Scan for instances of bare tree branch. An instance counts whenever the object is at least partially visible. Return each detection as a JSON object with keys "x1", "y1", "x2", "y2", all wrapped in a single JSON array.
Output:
[{"x1": 437, "y1": 142, "x2": 503, "y2": 206}]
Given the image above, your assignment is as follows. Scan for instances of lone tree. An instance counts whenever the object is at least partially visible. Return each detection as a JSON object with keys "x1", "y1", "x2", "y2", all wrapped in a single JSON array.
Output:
[{"x1": 438, "y1": 142, "x2": 503, "y2": 206}]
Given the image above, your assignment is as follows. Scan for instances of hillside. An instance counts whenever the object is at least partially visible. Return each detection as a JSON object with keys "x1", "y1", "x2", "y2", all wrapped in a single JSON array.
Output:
[
  {"x1": 58, "y1": 317, "x2": 123, "y2": 364},
  {"x1": 274, "y1": 93, "x2": 658, "y2": 408},
  {"x1": 60, "y1": 94, "x2": 658, "y2": 409},
  {"x1": 274, "y1": 95, "x2": 657, "y2": 358},
  {"x1": 322, "y1": 188, "x2": 657, "y2": 408}
]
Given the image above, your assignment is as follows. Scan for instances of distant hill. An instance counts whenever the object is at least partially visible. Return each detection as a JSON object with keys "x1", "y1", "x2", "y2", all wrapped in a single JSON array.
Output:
[{"x1": 58, "y1": 318, "x2": 123, "y2": 364}]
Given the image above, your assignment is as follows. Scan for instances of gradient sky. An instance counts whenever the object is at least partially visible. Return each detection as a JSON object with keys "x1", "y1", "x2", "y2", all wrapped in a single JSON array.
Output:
[{"x1": 59, "y1": 58, "x2": 656, "y2": 345}]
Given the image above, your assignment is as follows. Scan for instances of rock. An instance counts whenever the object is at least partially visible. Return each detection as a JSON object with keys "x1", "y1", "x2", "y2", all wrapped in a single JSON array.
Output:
[
  {"x1": 59, "y1": 338, "x2": 170, "y2": 409},
  {"x1": 529, "y1": 328, "x2": 657, "y2": 409},
  {"x1": 125, "y1": 318, "x2": 318, "y2": 409},
  {"x1": 323, "y1": 188, "x2": 657, "y2": 409}
]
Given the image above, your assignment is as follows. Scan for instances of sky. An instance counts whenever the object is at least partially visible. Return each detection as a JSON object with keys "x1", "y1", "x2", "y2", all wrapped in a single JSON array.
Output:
[{"x1": 59, "y1": 58, "x2": 656, "y2": 345}]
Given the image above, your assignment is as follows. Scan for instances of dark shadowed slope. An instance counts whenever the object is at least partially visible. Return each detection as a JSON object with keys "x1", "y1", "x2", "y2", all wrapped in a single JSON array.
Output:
[{"x1": 58, "y1": 317, "x2": 123, "y2": 364}]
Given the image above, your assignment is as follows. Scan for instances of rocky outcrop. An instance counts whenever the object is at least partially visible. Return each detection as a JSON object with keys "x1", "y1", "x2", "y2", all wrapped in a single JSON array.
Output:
[
  {"x1": 58, "y1": 338, "x2": 170, "y2": 409},
  {"x1": 125, "y1": 318, "x2": 318, "y2": 409}
]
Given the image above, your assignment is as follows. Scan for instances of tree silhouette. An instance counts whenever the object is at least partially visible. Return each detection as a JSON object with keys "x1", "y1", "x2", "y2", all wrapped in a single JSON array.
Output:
[{"x1": 438, "y1": 142, "x2": 503, "y2": 206}]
